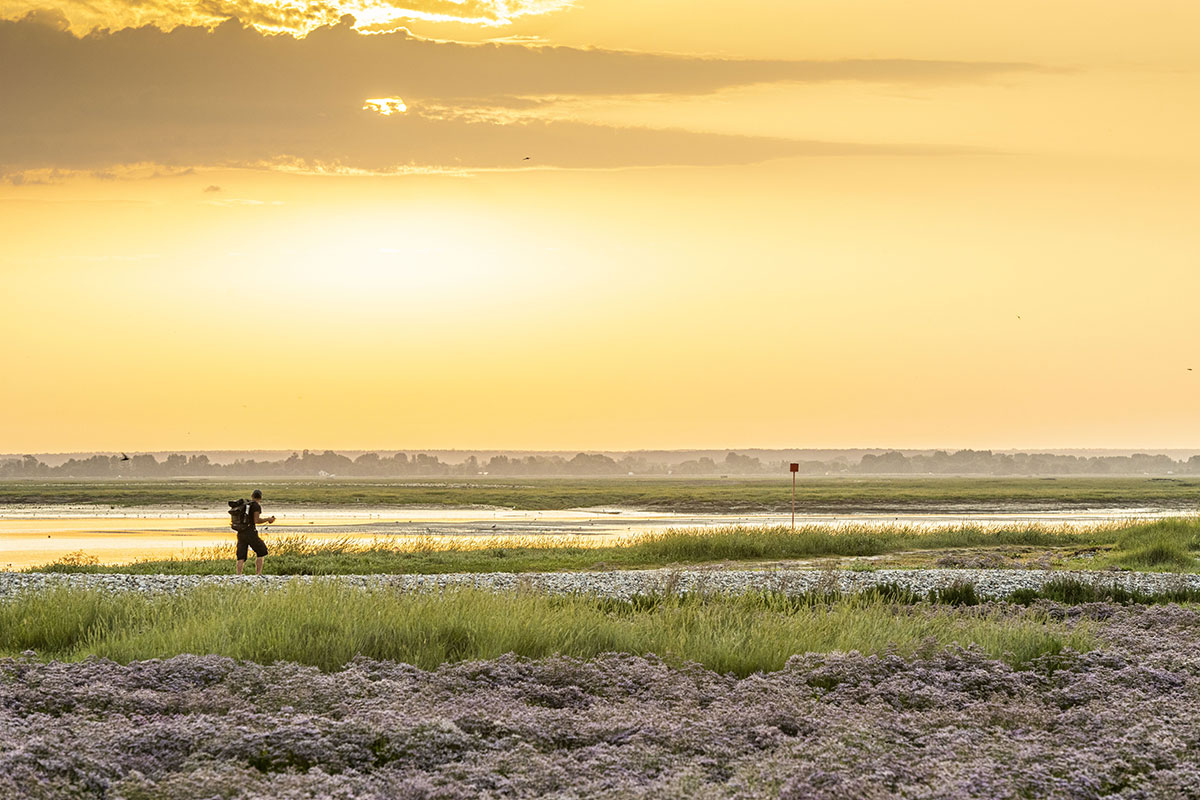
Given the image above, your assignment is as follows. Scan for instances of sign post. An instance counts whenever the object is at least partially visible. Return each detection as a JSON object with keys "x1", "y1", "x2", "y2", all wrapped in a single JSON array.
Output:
[{"x1": 789, "y1": 463, "x2": 799, "y2": 530}]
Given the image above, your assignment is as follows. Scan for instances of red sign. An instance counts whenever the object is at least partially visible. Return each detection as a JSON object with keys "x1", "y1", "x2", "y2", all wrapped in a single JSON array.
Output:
[{"x1": 789, "y1": 463, "x2": 799, "y2": 472}]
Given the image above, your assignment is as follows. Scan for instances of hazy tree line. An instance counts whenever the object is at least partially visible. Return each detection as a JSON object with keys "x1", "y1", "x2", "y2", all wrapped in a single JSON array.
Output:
[
  {"x1": 854, "y1": 450, "x2": 1191, "y2": 476},
  {"x1": 2, "y1": 449, "x2": 1199, "y2": 478}
]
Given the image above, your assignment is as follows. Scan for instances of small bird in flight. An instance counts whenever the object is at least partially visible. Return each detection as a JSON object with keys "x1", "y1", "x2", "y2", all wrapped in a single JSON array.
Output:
[
  {"x1": 522, "y1": 156, "x2": 531, "y2": 161},
  {"x1": 120, "y1": 453, "x2": 130, "y2": 461}
]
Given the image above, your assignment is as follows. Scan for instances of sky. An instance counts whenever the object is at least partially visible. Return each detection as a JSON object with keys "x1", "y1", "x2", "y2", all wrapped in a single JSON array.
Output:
[{"x1": 2, "y1": 1, "x2": 1199, "y2": 453}]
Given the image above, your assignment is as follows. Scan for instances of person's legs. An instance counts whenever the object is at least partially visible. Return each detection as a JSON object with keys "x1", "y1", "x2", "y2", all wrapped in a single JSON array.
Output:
[
  {"x1": 236, "y1": 536, "x2": 249, "y2": 575},
  {"x1": 251, "y1": 535, "x2": 268, "y2": 576}
]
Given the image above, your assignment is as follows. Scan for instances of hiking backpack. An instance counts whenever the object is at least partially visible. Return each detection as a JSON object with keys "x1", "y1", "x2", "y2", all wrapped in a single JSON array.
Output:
[{"x1": 228, "y1": 499, "x2": 251, "y2": 531}]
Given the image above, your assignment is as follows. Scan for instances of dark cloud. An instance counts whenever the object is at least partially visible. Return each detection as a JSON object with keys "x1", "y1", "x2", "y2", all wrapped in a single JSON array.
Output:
[{"x1": 0, "y1": 17, "x2": 1031, "y2": 175}]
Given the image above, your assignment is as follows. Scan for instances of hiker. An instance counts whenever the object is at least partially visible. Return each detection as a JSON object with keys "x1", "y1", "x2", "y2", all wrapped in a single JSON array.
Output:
[{"x1": 236, "y1": 489, "x2": 275, "y2": 575}]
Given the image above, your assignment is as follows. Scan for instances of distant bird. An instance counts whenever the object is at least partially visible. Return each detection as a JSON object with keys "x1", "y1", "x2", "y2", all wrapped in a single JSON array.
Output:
[
  {"x1": 120, "y1": 453, "x2": 130, "y2": 461},
  {"x1": 1189, "y1": 368, "x2": 1194, "y2": 372},
  {"x1": 522, "y1": 156, "x2": 531, "y2": 161},
  {"x1": 1016, "y1": 315, "x2": 1021, "y2": 320}
]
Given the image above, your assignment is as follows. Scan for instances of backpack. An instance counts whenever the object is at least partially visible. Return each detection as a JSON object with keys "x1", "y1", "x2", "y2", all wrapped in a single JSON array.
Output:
[{"x1": 228, "y1": 499, "x2": 251, "y2": 531}]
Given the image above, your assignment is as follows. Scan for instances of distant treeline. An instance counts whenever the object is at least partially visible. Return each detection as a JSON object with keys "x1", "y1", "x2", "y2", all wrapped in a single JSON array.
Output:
[{"x1": 1, "y1": 449, "x2": 1199, "y2": 478}]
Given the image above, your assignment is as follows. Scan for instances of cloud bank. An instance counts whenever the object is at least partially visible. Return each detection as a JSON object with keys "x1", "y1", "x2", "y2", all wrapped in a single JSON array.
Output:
[{"x1": 0, "y1": 15, "x2": 1034, "y2": 177}]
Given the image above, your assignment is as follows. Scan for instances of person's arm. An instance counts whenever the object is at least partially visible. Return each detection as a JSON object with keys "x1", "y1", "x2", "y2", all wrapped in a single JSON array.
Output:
[{"x1": 252, "y1": 510, "x2": 277, "y2": 525}]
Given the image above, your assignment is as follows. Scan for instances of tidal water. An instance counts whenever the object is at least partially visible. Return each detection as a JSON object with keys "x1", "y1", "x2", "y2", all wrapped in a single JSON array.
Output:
[{"x1": 0, "y1": 504, "x2": 1190, "y2": 570}]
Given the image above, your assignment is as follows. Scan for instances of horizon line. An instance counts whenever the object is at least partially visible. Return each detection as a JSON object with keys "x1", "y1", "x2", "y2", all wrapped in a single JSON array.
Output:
[{"x1": 10, "y1": 446, "x2": 1200, "y2": 457}]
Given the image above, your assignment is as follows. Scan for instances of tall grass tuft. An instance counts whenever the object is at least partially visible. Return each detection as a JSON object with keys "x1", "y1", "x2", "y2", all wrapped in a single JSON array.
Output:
[{"x1": 1113, "y1": 519, "x2": 1200, "y2": 570}]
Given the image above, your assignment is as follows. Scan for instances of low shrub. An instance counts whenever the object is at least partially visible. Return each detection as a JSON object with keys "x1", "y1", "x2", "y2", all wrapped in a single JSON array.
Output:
[{"x1": 929, "y1": 581, "x2": 980, "y2": 606}]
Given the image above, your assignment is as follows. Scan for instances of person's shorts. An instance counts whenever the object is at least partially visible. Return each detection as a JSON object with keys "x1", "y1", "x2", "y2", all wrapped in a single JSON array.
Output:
[{"x1": 236, "y1": 528, "x2": 269, "y2": 560}]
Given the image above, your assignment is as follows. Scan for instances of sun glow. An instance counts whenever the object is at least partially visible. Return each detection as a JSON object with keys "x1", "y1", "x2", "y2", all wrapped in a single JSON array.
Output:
[
  {"x1": 5, "y1": 2, "x2": 1200, "y2": 453},
  {"x1": 363, "y1": 97, "x2": 408, "y2": 116}
]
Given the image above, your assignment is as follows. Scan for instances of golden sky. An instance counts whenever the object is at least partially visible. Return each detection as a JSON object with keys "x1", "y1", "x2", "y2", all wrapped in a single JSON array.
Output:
[{"x1": 2, "y1": 1, "x2": 1199, "y2": 452}]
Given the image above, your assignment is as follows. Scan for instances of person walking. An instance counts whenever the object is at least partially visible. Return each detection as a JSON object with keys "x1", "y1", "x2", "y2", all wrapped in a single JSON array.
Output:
[{"x1": 236, "y1": 489, "x2": 275, "y2": 575}]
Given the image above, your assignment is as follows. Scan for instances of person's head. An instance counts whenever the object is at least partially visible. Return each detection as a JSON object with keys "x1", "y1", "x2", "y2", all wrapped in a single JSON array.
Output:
[{"x1": 251, "y1": 489, "x2": 263, "y2": 500}]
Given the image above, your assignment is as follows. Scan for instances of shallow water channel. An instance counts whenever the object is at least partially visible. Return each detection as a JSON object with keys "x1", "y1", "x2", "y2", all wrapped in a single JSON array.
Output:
[{"x1": 0, "y1": 505, "x2": 1190, "y2": 570}]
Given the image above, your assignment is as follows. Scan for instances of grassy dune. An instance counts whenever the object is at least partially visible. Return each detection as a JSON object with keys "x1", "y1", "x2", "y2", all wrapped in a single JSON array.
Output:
[
  {"x1": 4, "y1": 476, "x2": 1200, "y2": 511},
  {"x1": 0, "y1": 583, "x2": 1094, "y2": 674},
  {"x1": 33, "y1": 519, "x2": 1200, "y2": 575}
]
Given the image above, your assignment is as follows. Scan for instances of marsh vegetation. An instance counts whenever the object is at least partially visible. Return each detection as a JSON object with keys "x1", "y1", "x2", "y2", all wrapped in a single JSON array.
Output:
[
  {"x1": 32, "y1": 518, "x2": 1200, "y2": 575},
  {"x1": 4, "y1": 476, "x2": 1200, "y2": 512},
  {"x1": 0, "y1": 582, "x2": 1096, "y2": 673}
]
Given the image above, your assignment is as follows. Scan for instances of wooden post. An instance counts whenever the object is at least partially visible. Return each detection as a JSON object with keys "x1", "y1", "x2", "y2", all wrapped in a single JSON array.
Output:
[{"x1": 789, "y1": 463, "x2": 799, "y2": 530}]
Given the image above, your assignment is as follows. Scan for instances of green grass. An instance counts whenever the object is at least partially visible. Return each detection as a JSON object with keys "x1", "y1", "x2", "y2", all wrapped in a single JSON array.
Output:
[
  {"x1": 3, "y1": 476, "x2": 1200, "y2": 512},
  {"x1": 1006, "y1": 576, "x2": 1200, "y2": 605},
  {"x1": 0, "y1": 583, "x2": 1094, "y2": 674},
  {"x1": 1111, "y1": 518, "x2": 1200, "y2": 569},
  {"x1": 33, "y1": 519, "x2": 1200, "y2": 575}
]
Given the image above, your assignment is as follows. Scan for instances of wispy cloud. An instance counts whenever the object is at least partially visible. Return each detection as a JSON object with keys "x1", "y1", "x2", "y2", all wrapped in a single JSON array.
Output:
[
  {"x1": 57, "y1": 252, "x2": 162, "y2": 262},
  {"x1": 203, "y1": 198, "x2": 285, "y2": 207}
]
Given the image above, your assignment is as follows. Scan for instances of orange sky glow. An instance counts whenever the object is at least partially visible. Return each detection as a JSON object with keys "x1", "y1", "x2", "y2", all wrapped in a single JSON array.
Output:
[{"x1": 2, "y1": 1, "x2": 1199, "y2": 452}]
